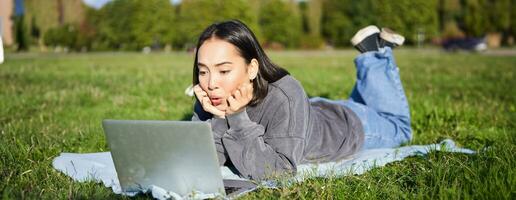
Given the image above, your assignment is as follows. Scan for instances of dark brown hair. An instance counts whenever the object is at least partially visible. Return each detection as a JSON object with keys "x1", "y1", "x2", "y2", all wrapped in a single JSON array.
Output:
[{"x1": 192, "y1": 20, "x2": 289, "y2": 106}]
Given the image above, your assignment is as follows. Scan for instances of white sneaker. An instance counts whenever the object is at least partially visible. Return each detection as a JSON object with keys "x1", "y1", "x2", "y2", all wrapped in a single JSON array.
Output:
[
  {"x1": 350, "y1": 25, "x2": 381, "y2": 53},
  {"x1": 380, "y1": 28, "x2": 405, "y2": 48}
]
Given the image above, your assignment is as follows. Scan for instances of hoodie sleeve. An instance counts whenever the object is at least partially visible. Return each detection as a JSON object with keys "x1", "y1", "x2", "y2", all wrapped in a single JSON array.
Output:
[
  {"x1": 222, "y1": 96, "x2": 307, "y2": 180},
  {"x1": 191, "y1": 101, "x2": 229, "y2": 166}
]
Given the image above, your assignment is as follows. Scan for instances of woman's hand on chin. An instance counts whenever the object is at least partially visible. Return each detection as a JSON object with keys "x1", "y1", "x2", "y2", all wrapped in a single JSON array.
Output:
[
  {"x1": 226, "y1": 81, "x2": 253, "y2": 116},
  {"x1": 193, "y1": 84, "x2": 226, "y2": 118}
]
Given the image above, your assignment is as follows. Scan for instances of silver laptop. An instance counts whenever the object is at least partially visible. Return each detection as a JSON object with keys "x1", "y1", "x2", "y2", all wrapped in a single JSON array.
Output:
[{"x1": 102, "y1": 119, "x2": 226, "y2": 197}]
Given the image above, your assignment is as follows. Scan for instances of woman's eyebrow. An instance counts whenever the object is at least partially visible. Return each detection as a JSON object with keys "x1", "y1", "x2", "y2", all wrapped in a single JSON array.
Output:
[
  {"x1": 198, "y1": 61, "x2": 233, "y2": 67},
  {"x1": 215, "y1": 61, "x2": 232, "y2": 66}
]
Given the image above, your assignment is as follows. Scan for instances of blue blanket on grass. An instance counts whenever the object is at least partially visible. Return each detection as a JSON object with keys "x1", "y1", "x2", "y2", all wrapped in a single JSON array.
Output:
[{"x1": 52, "y1": 139, "x2": 474, "y2": 199}]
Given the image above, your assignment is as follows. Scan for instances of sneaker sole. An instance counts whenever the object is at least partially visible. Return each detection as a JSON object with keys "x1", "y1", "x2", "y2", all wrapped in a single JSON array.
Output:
[
  {"x1": 380, "y1": 28, "x2": 405, "y2": 46},
  {"x1": 351, "y1": 25, "x2": 381, "y2": 46}
]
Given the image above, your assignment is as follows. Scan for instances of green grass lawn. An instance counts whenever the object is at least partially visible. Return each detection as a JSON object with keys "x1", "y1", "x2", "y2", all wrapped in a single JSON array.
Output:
[{"x1": 1, "y1": 49, "x2": 515, "y2": 199}]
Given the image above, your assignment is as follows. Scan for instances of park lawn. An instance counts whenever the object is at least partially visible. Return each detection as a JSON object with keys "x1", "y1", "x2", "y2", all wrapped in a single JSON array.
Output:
[{"x1": 1, "y1": 49, "x2": 515, "y2": 199}]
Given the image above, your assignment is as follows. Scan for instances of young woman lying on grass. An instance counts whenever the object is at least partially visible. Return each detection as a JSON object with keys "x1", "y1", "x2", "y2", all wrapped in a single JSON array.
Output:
[{"x1": 191, "y1": 20, "x2": 411, "y2": 180}]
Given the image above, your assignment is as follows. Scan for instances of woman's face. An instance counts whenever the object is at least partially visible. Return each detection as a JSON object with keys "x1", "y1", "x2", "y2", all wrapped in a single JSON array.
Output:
[{"x1": 197, "y1": 38, "x2": 255, "y2": 111}]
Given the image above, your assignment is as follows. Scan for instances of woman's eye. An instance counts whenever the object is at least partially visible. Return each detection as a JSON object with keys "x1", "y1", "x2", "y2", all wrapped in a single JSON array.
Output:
[
  {"x1": 220, "y1": 70, "x2": 231, "y2": 75},
  {"x1": 199, "y1": 71, "x2": 207, "y2": 76}
]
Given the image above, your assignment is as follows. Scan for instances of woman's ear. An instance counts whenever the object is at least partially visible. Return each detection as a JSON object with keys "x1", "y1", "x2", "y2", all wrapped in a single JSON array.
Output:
[{"x1": 248, "y1": 58, "x2": 259, "y2": 80}]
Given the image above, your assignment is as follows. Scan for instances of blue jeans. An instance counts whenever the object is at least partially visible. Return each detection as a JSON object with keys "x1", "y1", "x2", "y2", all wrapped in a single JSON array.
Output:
[{"x1": 310, "y1": 47, "x2": 412, "y2": 149}]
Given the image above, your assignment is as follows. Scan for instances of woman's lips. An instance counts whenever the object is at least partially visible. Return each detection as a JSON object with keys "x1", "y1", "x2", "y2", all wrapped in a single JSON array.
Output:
[{"x1": 210, "y1": 97, "x2": 223, "y2": 106}]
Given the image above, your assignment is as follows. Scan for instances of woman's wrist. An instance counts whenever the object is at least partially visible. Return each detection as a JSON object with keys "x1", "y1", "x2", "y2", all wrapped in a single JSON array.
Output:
[
  {"x1": 224, "y1": 106, "x2": 245, "y2": 116},
  {"x1": 214, "y1": 114, "x2": 226, "y2": 119},
  {"x1": 225, "y1": 108, "x2": 251, "y2": 130}
]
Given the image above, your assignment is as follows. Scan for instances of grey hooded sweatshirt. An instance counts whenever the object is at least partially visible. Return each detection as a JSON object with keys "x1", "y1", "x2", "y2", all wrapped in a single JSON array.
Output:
[{"x1": 192, "y1": 75, "x2": 364, "y2": 180}]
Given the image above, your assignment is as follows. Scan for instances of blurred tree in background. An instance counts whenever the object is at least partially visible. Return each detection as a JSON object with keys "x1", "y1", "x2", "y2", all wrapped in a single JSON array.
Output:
[
  {"x1": 29, "y1": 16, "x2": 40, "y2": 45},
  {"x1": 463, "y1": 0, "x2": 490, "y2": 37},
  {"x1": 322, "y1": 0, "x2": 382, "y2": 47},
  {"x1": 13, "y1": 15, "x2": 30, "y2": 51},
  {"x1": 299, "y1": 0, "x2": 324, "y2": 48},
  {"x1": 439, "y1": 0, "x2": 465, "y2": 38},
  {"x1": 88, "y1": 0, "x2": 175, "y2": 50},
  {"x1": 13, "y1": 0, "x2": 515, "y2": 51},
  {"x1": 322, "y1": 0, "x2": 439, "y2": 47},
  {"x1": 375, "y1": 0, "x2": 439, "y2": 46},
  {"x1": 511, "y1": 1, "x2": 516, "y2": 44},
  {"x1": 175, "y1": 0, "x2": 259, "y2": 50},
  {"x1": 43, "y1": 24, "x2": 78, "y2": 50},
  {"x1": 259, "y1": 0, "x2": 302, "y2": 48},
  {"x1": 463, "y1": 0, "x2": 511, "y2": 36},
  {"x1": 24, "y1": 0, "x2": 84, "y2": 50}
]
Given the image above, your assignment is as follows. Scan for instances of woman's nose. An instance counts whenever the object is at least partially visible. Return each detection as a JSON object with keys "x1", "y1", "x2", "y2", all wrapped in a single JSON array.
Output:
[{"x1": 208, "y1": 75, "x2": 219, "y2": 90}]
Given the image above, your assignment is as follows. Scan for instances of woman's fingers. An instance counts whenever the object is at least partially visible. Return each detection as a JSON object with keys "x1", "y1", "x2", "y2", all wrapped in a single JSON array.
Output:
[
  {"x1": 228, "y1": 88, "x2": 243, "y2": 112},
  {"x1": 226, "y1": 82, "x2": 255, "y2": 114},
  {"x1": 233, "y1": 89, "x2": 242, "y2": 101},
  {"x1": 193, "y1": 84, "x2": 206, "y2": 100},
  {"x1": 195, "y1": 82, "x2": 254, "y2": 116},
  {"x1": 194, "y1": 87, "x2": 209, "y2": 109},
  {"x1": 193, "y1": 84, "x2": 201, "y2": 93},
  {"x1": 194, "y1": 84, "x2": 225, "y2": 117},
  {"x1": 237, "y1": 82, "x2": 253, "y2": 102},
  {"x1": 200, "y1": 96, "x2": 211, "y2": 110},
  {"x1": 194, "y1": 85, "x2": 207, "y2": 97},
  {"x1": 227, "y1": 96, "x2": 238, "y2": 111}
]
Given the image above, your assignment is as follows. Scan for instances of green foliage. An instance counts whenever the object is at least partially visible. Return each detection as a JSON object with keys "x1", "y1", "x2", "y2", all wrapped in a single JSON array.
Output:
[
  {"x1": 487, "y1": 0, "x2": 511, "y2": 32},
  {"x1": 299, "y1": 0, "x2": 324, "y2": 49},
  {"x1": 321, "y1": 0, "x2": 354, "y2": 47},
  {"x1": 259, "y1": 0, "x2": 303, "y2": 48},
  {"x1": 13, "y1": 16, "x2": 31, "y2": 51},
  {"x1": 90, "y1": 0, "x2": 175, "y2": 50},
  {"x1": 511, "y1": 1, "x2": 516, "y2": 37},
  {"x1": 439, "y1": 0, "x2": 465, "y2": 38},
  {"x1": 464, "y1": 0, "x2": 512, "y2": 37},
  {"x1": 43, "y1": 24, "x2": 79, "y2": 49},
  {"x1": 23, "y1": 0, "x2": 86, "y2": 41},
  {"x1": 43, "y1": 21, "x2": 96, "y2": 51},
  {"x1": 307, "y1": 0, "x2": 322, "y2": 37},
  {"x1": 322, "y1": 0, "x2": 439, "y2": 47},
  {"x1": 175, "y1": 0, "x2": 260, "y2": 49},
  {"x1": 29, "y1": 16, "x2": 41, "y2": 43},
  {"x1": 375, "y1": 0, "x2": 439, "y2": 44},
  {"x1": 463, "y1": 0, "x2": 490, "y2": 37},
  {"x1": 322, "y1": 0, "x2": 384, "y2": 47},
  {"x1": 439, "y1": 0, "x2": 463, "y2": 22},
  {"x1": 25, "y1": 0, "x2": 516, "y2": 49}
]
